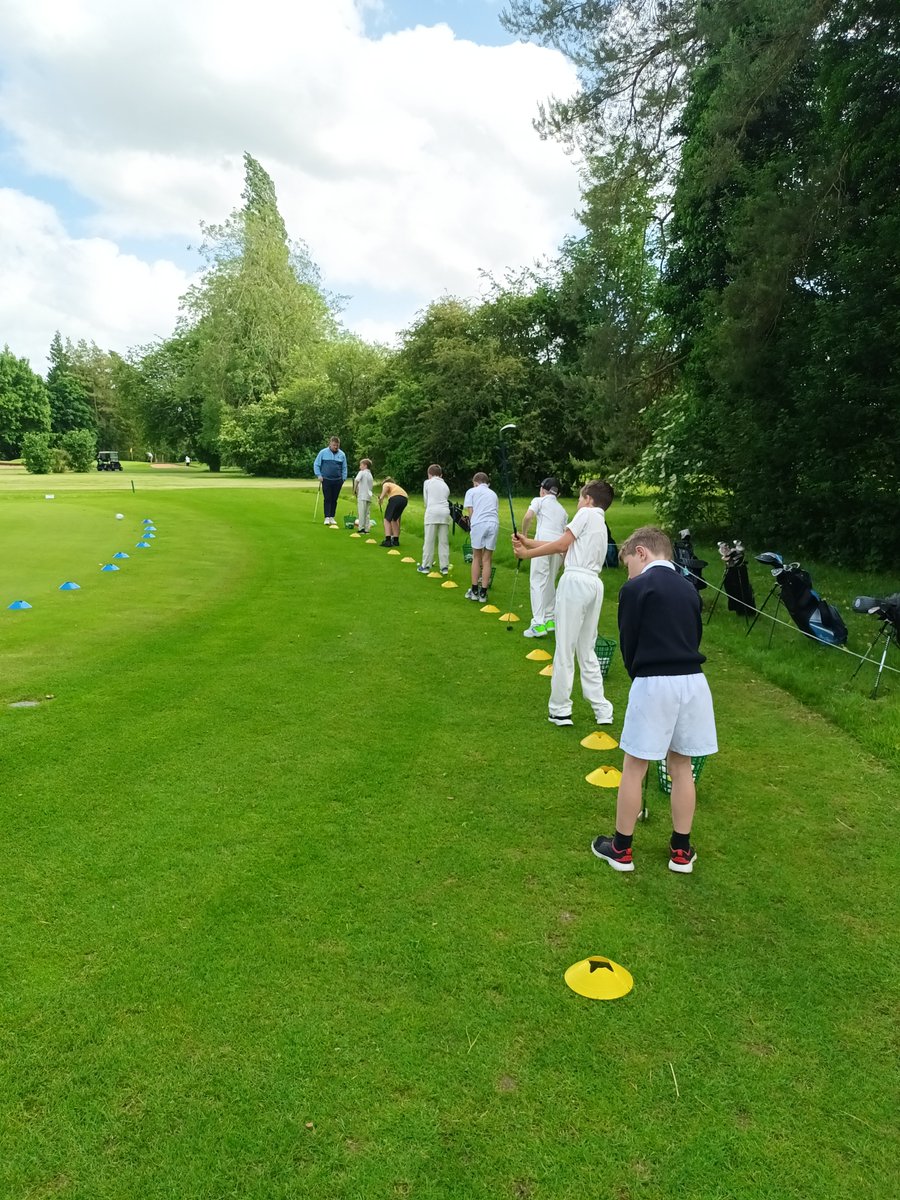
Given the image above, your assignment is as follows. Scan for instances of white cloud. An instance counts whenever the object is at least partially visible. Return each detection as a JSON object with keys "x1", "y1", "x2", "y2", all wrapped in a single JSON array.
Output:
[
  {"x1": 0, "y1": 0, "x2": 581, "y2": 365},
  {"x1": 0, "y1": 189, "x2": 191, "y2": 371}
]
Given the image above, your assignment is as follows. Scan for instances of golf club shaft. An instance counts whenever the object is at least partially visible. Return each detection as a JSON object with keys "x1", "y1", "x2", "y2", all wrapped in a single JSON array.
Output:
[
  {"x1": 313, "y1": 481, "x2": 321, "y2": 522},
  {"x1": 498, "y1": 436, "x2": 517, "y2": 536},
  {"x1": 506, "y1": 560, "x2": 522, "y2": 630}
]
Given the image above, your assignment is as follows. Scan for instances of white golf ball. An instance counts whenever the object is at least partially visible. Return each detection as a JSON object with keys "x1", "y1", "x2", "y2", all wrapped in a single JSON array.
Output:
[{"x1": 115, "y1": 513, "x2": 124, "y2": 519}]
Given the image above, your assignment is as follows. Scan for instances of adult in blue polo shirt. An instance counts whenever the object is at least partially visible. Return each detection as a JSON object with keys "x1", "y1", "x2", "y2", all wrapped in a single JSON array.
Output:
[{"x1": 314, "y1": 436, "x2": 348, "y2": 526}]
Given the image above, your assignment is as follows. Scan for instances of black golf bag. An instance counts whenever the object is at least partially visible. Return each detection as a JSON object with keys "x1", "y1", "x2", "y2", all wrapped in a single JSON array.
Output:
[
  {"x1": 717, "y1": 541, "x2": 756, "y2": 617},
  {"x1": 673, "y1": 529, "x2": 708, "y2": 594},
  {"x1": 605, "y1": 528, "x2": 619, "y2": 570},
  {"x1": 449, "y1": 501, "x2": 470, "y2": 534},
  {"x1": 756, "y1": 553, "x2": 848, "y2": 646}
]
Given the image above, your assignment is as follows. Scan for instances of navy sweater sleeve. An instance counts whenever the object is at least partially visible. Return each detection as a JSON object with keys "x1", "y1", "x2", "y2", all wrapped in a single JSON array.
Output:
[{"x1": 617, "y1": 567, "x2": 705, "y2": 678}]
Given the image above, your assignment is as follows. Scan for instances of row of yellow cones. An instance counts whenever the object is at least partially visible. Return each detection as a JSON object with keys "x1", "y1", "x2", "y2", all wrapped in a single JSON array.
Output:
[
  {"x1": 344, "y1": 520, "x2": 630, "y2": 997},
  {"x1": 524, "y1": 650, "x2": 623, "y2": 790},
  {"x1": 349, "y1": 531, "x2": 523, "y2": 617}
]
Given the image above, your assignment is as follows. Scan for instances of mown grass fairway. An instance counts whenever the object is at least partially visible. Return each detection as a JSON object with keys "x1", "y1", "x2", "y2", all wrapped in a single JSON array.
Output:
[{"x1": 1, "y1": 470, "x2": 897, "y2": 1199}]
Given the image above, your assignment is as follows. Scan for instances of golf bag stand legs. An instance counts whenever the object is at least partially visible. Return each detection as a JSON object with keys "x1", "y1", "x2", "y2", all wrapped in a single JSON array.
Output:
[
  {"x1": 850, "y1": 621, "x2": 898, "y2": 699},
  {"x1": 746, "y1": 584, "x2": 779, "y2": 639},
  {"x1": 705, "y1": 574, "x2": 725, "y2": 625}
]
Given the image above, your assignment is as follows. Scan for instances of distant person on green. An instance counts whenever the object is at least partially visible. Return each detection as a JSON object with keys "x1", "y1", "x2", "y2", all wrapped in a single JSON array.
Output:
[{"x1": 314, "y1": 436, "x2": 348, "y2": 526}]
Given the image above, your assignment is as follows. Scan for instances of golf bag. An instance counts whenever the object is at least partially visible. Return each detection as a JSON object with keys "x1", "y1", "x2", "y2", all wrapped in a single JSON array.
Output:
[
  {"x1": 673, "y1": 529, "x2": 708, "y2": 594},
  {"x1": 449, "y1": 501, "x2": 470, "y2": 534},
  {"x1": 756, "y1": 553, "x2": 848, "y2": 646},
  {"x1": 605, "y1": 528, "x2": 619, "y2": 570},
  {"x1": 717, "y1": 541, "x2": 755, "y2": 617}
]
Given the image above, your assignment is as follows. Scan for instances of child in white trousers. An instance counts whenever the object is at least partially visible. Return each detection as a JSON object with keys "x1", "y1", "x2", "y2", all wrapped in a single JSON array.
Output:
[
  {"x1": 513, "y1": 480, "x2": 615, "y2": 727},
  {"x1": 353, "y1": 458, "x2": 374, "y2": 533},
  {"x1": 418, "y1": 464, "x2": 451, "y2": 573},
  {"x1": 521, "y1": 476, "x2": 568, "y2": 638}
]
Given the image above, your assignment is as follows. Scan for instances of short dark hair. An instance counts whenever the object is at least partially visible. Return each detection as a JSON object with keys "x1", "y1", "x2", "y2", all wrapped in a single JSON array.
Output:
[
  {"x1": 428, "y1": 464, "x2": 443, "y2": 477},
  {"x1": 581, "y1": 479, "x2": 614, "y2": 510},
  {"x1": 473, "y1": 471, "x2": 490, "y2": 485}
]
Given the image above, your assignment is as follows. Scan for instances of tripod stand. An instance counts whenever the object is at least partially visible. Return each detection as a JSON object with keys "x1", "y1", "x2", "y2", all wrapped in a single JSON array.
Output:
[
  {"x1": 745, "y1": 583, "x2": 783, "y2": 647},
  {"x1": 850, "y1": 620, "x2": 899, "y2": 699}
]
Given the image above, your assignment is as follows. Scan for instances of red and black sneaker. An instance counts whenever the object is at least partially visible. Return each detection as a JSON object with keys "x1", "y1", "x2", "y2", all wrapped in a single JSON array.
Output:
[
  {"x1": 668, "y1": 844, "x2": 697, "y2": 874},
  {"x1": 591, "y1": 836, "x2": 634, "y2": 872}
]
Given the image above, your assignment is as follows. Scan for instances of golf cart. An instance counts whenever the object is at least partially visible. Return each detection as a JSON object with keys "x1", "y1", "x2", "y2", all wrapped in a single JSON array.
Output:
[{"x1": 97, "y1": 451, "x2": 123, "y2": 472}]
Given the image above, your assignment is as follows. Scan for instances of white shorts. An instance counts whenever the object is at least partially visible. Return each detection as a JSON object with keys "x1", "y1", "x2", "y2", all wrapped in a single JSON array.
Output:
[
  {"x1": 619, "y1": 674, "x2": 718, "y2": 762},
  {"x1": 470, "y1": 522, "x2": 499, "y2": 551}
]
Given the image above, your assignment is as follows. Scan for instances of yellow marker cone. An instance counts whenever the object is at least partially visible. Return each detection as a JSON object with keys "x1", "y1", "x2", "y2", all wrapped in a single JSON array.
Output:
[
  {"x1": 387, "y1": 549, "x2": 401, "y2": 556},
  {"x1": 427, "y1": 571, "x2": 442, "y2": 578},
  {"x1": 365, "y1": 538, "x2": 377, "y2": 544},
  {"x1": 538, "y1": 664, "x2": 553, "y2": 677},
  {"x1": 585, "y1": 766, "x2": 622, "y2": 788},
  {"x1": 328, "y1": 524, "x2": 339, "y2": 530},
  {"x1": 564, "y1": 956, "x2": 633, "y2": 1001},
  {"x1": 525, "y1": 649, "x2": 552, "y2": 662},
  {"x1": 349, "y1": 533, "x2": 361, "y2": 538},
  {"x1": 441, "y1": 581, "x2": 459, "y2": 589},
  {"x1": 401, "y1": 556, "x2": 416, "y2": 563},
  {"x1": 499, "y1": 612, "x2": 520, "y2": 623},
  {"x1": 580, "y1": 732, "x2": 619, "y2": 751},
  {"x1": 480, "y1": 604, "x2": 501, "y2": 614}
]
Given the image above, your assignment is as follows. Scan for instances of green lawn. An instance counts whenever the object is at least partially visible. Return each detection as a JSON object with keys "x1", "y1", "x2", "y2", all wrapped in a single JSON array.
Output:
[{"x1": 1, "y1": 470, "x2": 897, "y2": 1199}]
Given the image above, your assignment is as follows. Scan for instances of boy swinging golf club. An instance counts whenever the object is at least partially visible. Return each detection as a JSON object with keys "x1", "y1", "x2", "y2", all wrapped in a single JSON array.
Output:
[
  {"x1": 590, "y1": 527, "x2": 718, "y2": 874},
  {"x1": 513, "y1": 480, "x2": 615, "y2": 727}
]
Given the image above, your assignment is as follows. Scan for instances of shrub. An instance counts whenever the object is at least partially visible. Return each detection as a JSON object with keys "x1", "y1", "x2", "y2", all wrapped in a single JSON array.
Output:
[
  {"x1": 22, "y1": 432, "x2": 54, "y2": 474},
  {"x1": 61, "y1": 428, "x2": 97, "y2": 472}
]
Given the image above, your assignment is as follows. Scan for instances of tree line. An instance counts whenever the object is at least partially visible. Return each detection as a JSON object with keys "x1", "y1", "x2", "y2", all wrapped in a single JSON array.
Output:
[{"x1": 1, "y1": 1, "x2": 896, "y2": 563}]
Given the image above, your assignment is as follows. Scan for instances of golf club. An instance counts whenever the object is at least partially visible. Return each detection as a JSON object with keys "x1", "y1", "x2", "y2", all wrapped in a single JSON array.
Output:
[
  {"x1": 499, "y1": 422, "x2": 521, "y2": 630},
  {"x1": 313, "y1": 480, "x2": 321, "y2": 523}
]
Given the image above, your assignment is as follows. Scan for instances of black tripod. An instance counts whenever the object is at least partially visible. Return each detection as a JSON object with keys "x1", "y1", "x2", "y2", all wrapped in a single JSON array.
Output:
[
  {"x1": 850, "y1": 620, "x2": 899, "y2": 699},
  {"x1": 745, "y1": 583, "x2": 783, "y2": 648}
]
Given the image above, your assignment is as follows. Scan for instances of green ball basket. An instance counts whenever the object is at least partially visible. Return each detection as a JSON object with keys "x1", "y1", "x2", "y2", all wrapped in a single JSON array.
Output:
[
  {"x1": 594, "y1": 636, "x2": 617, "y2": 678},
  {"x1": 655, "y1": 756, "x2": 707, "y2": 795}
]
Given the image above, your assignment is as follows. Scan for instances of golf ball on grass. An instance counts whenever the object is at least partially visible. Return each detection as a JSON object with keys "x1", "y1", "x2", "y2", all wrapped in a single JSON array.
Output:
[{"x1": 115, "y1": 513, "x2": 124, "y2": 519}]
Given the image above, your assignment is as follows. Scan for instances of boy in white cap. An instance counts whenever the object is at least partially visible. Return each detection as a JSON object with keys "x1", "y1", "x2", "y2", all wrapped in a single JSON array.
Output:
[
  {"x1": 513, "y1": 480, "x2": 615, "y2": 727},
  {"x1": 521, "y1": 476, "x2": 568, "y2": 638}
]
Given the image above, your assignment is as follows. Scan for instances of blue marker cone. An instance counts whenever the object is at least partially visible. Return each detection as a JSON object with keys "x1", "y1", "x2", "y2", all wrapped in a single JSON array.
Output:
[
  {"x1": 101, "y1": 564, "x2": 119, "y2": 573},
  {"x1": 8, "y1": 600, "x2": 32, "y2": 610},
  {"x1": 143, "y1": 533, "x2": 156, "y2": 539},
  {"x1": 145, "y1": 525, "x2": 157, "y2": 531},
  {"x1": 142, "y1": 518, "x2": 153, "y2": 525},
  {"x1": 112, "y1": 552, "x2": 129, "y2": 560},
  {"x1": 59, "y1": 582, "x2": 81, "y2": 591},
  {"x1": 136, "y1": 541, "x2": 150, "y2": 548}
]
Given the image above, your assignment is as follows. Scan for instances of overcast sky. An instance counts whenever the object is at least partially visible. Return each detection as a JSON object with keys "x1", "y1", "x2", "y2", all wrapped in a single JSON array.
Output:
[{"x1": 0, "y1": 0, "x2": 581, "y2": 374}]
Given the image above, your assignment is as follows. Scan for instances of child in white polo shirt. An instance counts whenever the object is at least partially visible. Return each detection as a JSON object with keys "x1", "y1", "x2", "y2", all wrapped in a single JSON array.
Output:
[
  {"x1": 463, "y1": 472, "x2": 500, "y2": 603},
  {"x1": 521, "y1": 475, "x2": 568, "y2": 638},
  {"x1": 418, "y1": 464, "x2": 452, "y2": 574},
  {"x1": 353, "y1": 458, "x2": 374, "y2": 533},
  {"x1": 513, "y1": 480, "x2": 614, "y2": 727}
]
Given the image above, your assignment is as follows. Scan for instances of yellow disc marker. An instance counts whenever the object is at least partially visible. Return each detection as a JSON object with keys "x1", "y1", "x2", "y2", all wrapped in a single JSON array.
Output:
[
  {"x1": 328, "y1": 524, "x2": 339, "y2": 530},
  {"x1": 441, "y1": 581, "x2": 459, "y2": 589},
  {"x1": 585, "y1": 766, "x2": 622, "y2": 788},
  {"x1": 580, "y1": 731, "x2": 619, "y2": 751},
  {"x1": 525, "y1": 649, "x2": 552, "y2": 662},
  {"x1": 480, "y1": 604, "x2": 501, "y2": 614},
  {"x1": 498, "y1": 612, "x2": 520, "y2": 623},
  {"x1": 387, "y1": 549, "x2": 401, "y2": 556},
  {"x1": 565, "y1": 956, "x2": 634, "y2": 1001},
  {"x1": 427, "y1": 571, "x2": 442, "y2": 578},
  {"x1": 365, "y1": 538, "x2": 377, "y2": 544},
  {"x1": 538, "y1": 664, "x2": 553, "y2": 677},
  {"x1": 349, "y1": 533, "x2": 361, "y2": 538},
  {"x1": 401, "y1": 557, "x2": 416, "y2": 563}
]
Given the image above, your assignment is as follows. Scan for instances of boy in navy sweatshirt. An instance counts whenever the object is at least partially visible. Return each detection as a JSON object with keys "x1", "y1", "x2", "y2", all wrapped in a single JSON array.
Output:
[{"x1": 591, "y1": 526, "x2": 717, "y2": 874}]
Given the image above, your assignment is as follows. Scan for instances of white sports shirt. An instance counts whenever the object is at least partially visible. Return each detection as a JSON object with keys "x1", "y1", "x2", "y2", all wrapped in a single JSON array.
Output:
[
  {"x1": 529, "y1": 494, "x2": 568, "y2": 541},
  {"x1": 464, "y1": 484, "x2": 499, "y2": 528},
  {"x1": 564, "y1": 506, "x2": 608, "y2": 573}
]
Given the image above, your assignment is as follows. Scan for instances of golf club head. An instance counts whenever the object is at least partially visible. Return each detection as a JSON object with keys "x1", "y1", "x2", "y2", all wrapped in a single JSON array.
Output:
[
  {"x1": 755, "y1": 551, "x2": 783, "y2": 568},
  {"x1": 499, "y1": 423, "x2": 517, "y2": 435}
]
